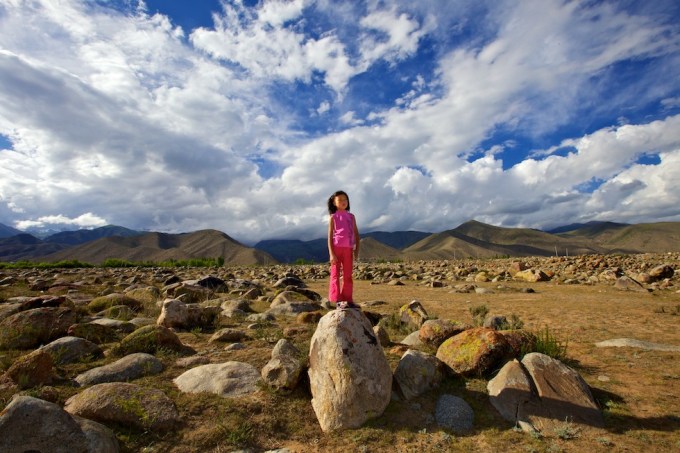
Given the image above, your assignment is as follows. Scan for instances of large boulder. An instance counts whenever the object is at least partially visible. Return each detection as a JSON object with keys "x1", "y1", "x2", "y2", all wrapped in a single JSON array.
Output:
[
  {"x1": 64, "y1": 382, "x2": 180, "y2": 432},
  {"x1": 435, "y1": 394, "x2": 475, "y2": 433},
  {"x1": 173, "y1": 361, "x2": 261, "y2": 398},
  {"x1": 88, "y1": 293, "x2": 141, "y2": 313},
  {"x1": 308, "y1": 309, "x2": 392, "y2": 431},
  {"x1": 487, "y1": 353, "x2": 604, "y2": 433},
  {"x1": 68, "y1": 322, "x2": 121, "y2": 344},
  {"x1": 436, "y1": 327, "x2": 510, "y2": 376},
  {"x1": 0, "y1": 307, "x2": 77, "y2": 350}
]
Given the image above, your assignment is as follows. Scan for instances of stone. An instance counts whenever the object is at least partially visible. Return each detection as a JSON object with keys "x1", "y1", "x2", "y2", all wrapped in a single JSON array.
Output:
[
  {"x1": 514, "y1": 269, "x2": 550, "y2": 283},
  {"x1": 40, "y1": 336, "x2": 104, "y2": 364},
  {"x1": 114, "y1": 324, "x2": 190, "y2": 355},
  {"x1": 267, "y1": 301, "x2": 322, "y2": 316},
  {"x1": 164, "y1": 282, "x2": 212, "y2": 304},
  {"x1": 435, "y1": 394, "x2": 474, "y2": 433},
  {"x1": 64, "y1": 382, "x2": 180, "y2": 432},
  {"x1": 373, "y1": 323, "x2": 391, "y2": 346},
  {"x1": 595, "y1": 338, "x2": 680, "y2": 352},
  {"x1": 3, "y1": 349, "x2": 54, "y2": 389},
  {"x1": 72, "y1": 415, "x2": 120, "y2": 453},
  {"x1": 0, "y1": 307, "x2": 77, "y2": 350},
  {"x1": 0, "y1": 395, "x2": 90, "y2": 453},
  {"x1": 308, "y1": 309, "x2": 392, "y2": 432},
  {"x1": 648, "y1": 264, "x2": 674, "y2": 281},
  {"x1": 399, "y1": 300, "x2": 429, "y2": 329},
  {"x1": 418, "y1": 319, "x2": 469, "y2": 348},
  {"x1": 124, "y1": 285, "x2": 161, "y2": 305},
  {"x1": 261, "y1": 339, "x2": 304, "y2": 394},
  {"x1": 483, "y1": 315, "x2": 507, "y2": 330},
  {"x1": 209, "y1": 328, "x2": 249, "y2": 343},
  {"x1": 68, "y1": 322, "x2": 120, "y2": 344},
  {"x1": 196, "y1": 275, "x2": 228, "y2": 292},
  {"x1": 75, "y1": 353, "x2": 164, "y2": 386},
  {"x1": 393, "y1": 350, "x2": 444, "y2": 400},
  {"x1": 88, "y1": 293, "x2": 141, "y2": 313},
  {"x1": 157, "y1": 298, "x2": 220, "y2": 330},
  {"x1": 614, "y1": 276, "x2": 648, "y2": 292},
  {"x1": 96, "y1": 305, "x2": 136, "y2": 321},
  {"x1": 488, "y1": 353, "x2": 604, "y2": 433},
  {"x1": 174, "y1": 361, "x2": 261, "y2": 397},
  {"x1": 436, "y1": 327, "x2": 510, "y2": 376}
]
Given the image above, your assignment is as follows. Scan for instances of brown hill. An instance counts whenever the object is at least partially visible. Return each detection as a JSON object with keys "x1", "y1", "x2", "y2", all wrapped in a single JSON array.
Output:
[
  {"x1": 38, "y1": 230, "x2": 277, "y2": 265},
  {"x1": 402, "y1": 220, "x2": 605, "y2": 260},
  {"x1": 581, "y1": 222, "x2": 680, "y2": 253},
  {"x1": 359, "y1": 237, "x2": 404, "y2": 261}
]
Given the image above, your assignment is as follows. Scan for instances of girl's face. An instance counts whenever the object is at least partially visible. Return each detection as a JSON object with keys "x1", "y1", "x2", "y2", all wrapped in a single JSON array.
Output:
[{"x1": 334, "y1": 194, "x2": 349, "y2": 211}]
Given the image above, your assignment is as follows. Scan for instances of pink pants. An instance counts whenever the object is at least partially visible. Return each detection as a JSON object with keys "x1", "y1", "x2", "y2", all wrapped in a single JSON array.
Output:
[{"x1": 329, "y1": 246, "x2": 353, "y2": 302}]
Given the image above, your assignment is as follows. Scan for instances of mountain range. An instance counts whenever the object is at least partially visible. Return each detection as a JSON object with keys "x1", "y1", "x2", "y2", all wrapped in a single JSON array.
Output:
[{"x1": 0, "y1": 220, "x2": 679, "y2": 265}]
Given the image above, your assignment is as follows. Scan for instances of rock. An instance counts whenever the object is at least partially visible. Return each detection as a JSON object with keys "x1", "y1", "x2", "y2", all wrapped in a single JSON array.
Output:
[
  {"x1": 488, "y1": 353, "x2": 604, "y2": 433},
  {"x1": 308, "y1": 309, "x2": 392, "y2": 431},
  {"x1": 209, "y1": 328, "x2": 249, "y2": 343},
  {"x1": 393, "y1": 350, "x2": 444, "y2": 400},
  {"x1": 124, "y1": 286, "x2": 161, "y2": 305},
  {"x1": 435, "y1": 394, "x2": 474, "y2": 433},
  {"x1": 64, "y1": 382, "x2": 180, "y2": 432},
  {"x1": 595, "y1": 338, "x2": 680, "y2": 352},
  {"x1": 648, "y1": 264, "x2": 674, "y2": 281},
  {"x1": 270, "y1": 290, "x2": 313, "y2": 307},
  {"x1": 157, "y1": 298, "x2": 221, "y2": 330},
  {"x1": 418, "y1": 319, "x2": 469, "y2": 348},
  {"x1": 73, "y1": 415, "x2": 120, "y2": 453},
  {"x1": 196, "y1": 275, "x2": 228, "y2": 292},
  {"x1": 164, "y1": 282, "x2": 213, "y2": 304},
  {"x1": 487, "y1": 359, "x2": 533, "y2": 422},
  {"x1": 273, "y1": 276, "x2": 306, "y2": 288},
  {"x1": 267, "y1": 301, "x2": 322, "y2": 317},
  {"x1": 68, "y1": 322, "x2": 120, "y2": 344},
  {"x1": 499, "y1": 330, "x2": 537, "y2": 358},
  {"x1": 96, "y1": 305, "x2": 136, "y2": 321},
  {"x1": 0, "y1": 395, "x2": 90, "y2": 453},
  {"x1": 399, "y1": 331, "x2": 423, "y2": 347},
  {"x1": 436, "y1": 327, "x2": 510, "y2": 376},
  {"x1": 114, "y1": 324, "x2": 190, "y2": 356},
  {"x1": 373, "y1": 324, "x2": 391, "y2": 346},
  {"x1": 614, "y1": 276, "x2": 648, "y2": 292},
  {"x1": 88, "y1": 293, "x2": 141, "y2": 313},
  {"x1": 75, "y1": 353, "x2": 164, "y2": 386},
  {"x1": 40, "y1": 336, "x2": 104, "y2": 364},
  {"x1": 90, "y1": 318, "x2": 136, "y2": 333},
  {"x1": 0, "y1": 307, "x2": 77, "y2": 350},
  {"x1": 483, "y1": 315, "x2": 507, "y2": 330},
  {"x1": 174, "y1": 361, "x2": 261, "y2": 397},
  {"x1": 399, "y1": 300, "x2": 429, "y2": 329},
  {"x1": 296, "y1": 311, "x2": 322, "y2": 324},
  {"x1": 3, "y1": 349, "x2": 54, "y2": 389},
  {"x1": 261, "y1": 339, "x2": 304, "y2": 394},
  {"x1": 514, "y1": 269, "x2": 550, "y2": 283}
]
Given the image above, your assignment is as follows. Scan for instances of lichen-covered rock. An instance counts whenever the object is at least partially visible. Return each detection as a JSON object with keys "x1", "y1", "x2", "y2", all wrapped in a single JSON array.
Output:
[
  {"x1": 40, "y1": 336, "x2": 104, "y2": 365},
  {"x1": 3, "y1": 349, "x2": 54, "y2": 389},
  {"x1": 174, "y1": 361, "x2": 261, "y2": 397},
  {"x1": 436, "y1": 327, "x2": 510, "y2": 376},
  {"x1": 75, "y1": 353, "x2": 164, "y2": 386},
  {"x1": 393, "y1": 350, "x2": 444, "y2": 400},
  {"x1": 399, "y1": 300, "x2": 429, "y2": 329},
  {"x1": 88, "y1": 293, "x2": 141, "y2": 313}
]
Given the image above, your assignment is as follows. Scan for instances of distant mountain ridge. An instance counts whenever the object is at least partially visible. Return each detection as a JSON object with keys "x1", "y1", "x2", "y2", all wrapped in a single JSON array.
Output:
[
  {"x1": 1, "y1": 220, "x2": 679, "y2": 264},
  {"x1": 0, "y1": 223, "x2": 23, "y2": 239}
]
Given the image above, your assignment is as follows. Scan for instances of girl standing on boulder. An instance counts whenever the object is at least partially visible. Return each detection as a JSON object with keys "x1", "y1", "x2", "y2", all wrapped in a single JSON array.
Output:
[{"x1": 327, "y1": 190, "x2": 360, "y2": 309}]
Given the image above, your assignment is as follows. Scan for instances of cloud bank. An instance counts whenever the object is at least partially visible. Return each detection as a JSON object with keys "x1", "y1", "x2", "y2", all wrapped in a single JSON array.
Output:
[{"x1": 0, "y1": 0, "x2": 679, "y2": 243}]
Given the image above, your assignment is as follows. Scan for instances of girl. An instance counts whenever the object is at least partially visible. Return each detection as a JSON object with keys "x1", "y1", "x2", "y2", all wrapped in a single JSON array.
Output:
[{"x1": 327, "y1": 190, "x2": 360, "y2": 309}]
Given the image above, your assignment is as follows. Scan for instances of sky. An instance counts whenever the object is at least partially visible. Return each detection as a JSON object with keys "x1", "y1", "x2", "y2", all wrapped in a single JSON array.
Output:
[{"x1": 1, "y1": 0, "x2": 679, "y2": 244}]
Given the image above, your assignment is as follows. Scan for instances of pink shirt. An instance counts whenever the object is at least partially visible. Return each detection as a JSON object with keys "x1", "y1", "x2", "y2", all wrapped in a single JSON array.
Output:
[{"x1": 332, "y1": 211, "x2": 355, "y2": 248}]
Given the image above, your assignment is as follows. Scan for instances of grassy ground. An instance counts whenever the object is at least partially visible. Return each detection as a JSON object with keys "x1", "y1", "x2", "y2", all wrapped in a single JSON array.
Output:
[{"x1": 1, "y1": 271, "x2": 679, "y2": 452}]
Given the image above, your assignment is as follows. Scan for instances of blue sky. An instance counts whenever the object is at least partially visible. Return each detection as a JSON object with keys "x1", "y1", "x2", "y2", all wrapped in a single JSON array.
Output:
[{"x1": 1, "y1": 0, "x2": 679, "y2": 243}]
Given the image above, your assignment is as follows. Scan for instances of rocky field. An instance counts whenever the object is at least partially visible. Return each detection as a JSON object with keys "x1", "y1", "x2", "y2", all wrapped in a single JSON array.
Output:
[{"x1": 0, "y1": 253, "x2": 679, "y2": 452}]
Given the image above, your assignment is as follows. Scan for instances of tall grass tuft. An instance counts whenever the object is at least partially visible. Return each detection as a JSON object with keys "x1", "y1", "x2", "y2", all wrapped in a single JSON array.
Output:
[{"x1": 522, "y1": 326, "x2": 569, "y2": 360}]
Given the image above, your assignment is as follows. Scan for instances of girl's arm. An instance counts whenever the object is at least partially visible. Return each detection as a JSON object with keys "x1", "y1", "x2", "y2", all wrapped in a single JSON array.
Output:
[
  {"x1": 352, "y1": 213, "x2": 360, "y2": 259},
  {"x1": 328, "y1": 216, "x2": 337, "y2": 263}
]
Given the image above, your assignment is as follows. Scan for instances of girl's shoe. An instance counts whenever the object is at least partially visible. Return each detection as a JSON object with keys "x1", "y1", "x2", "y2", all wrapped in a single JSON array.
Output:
[{"x1": 337, "y1": 301, "x2": 359, "y2": 310}]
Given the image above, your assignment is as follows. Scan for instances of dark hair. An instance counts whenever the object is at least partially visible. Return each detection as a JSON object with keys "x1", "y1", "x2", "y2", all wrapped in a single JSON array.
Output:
[{"x1": 327, "y1": 190, "x2": 350, "y2": 214}]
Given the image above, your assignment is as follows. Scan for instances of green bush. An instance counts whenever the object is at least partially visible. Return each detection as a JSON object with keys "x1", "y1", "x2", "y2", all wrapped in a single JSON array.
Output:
[
  {"x1": 522, "y1": 326, "x2": 568, "y2": 360},
  {"x1": 469, "y1": 304, "x2": 489, "y2": 327}
]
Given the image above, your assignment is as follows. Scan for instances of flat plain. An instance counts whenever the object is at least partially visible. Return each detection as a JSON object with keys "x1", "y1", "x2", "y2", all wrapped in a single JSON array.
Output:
[{"x1": 0, "y1": 258, "x2": 679, "y2": 452}]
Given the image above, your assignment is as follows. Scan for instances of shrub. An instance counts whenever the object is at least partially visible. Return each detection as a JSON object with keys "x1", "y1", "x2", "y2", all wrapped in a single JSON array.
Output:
[
  {"x1": 522, "y1": 326, "x2": 568, "y2": 361},
  {"x1": 469, "y1": 304, "x2": 489, "y2": 327}
]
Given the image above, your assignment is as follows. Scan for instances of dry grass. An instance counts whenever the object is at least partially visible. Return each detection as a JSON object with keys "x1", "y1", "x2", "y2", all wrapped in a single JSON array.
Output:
[{"x1": 2, "y1": 272, "x2": 680, "y2": 452}]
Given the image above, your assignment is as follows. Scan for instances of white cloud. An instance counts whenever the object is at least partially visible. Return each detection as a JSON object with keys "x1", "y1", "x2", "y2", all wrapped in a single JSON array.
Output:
[{"x1": 0, "y1": 0, "x2": 678, "y2": 243}]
